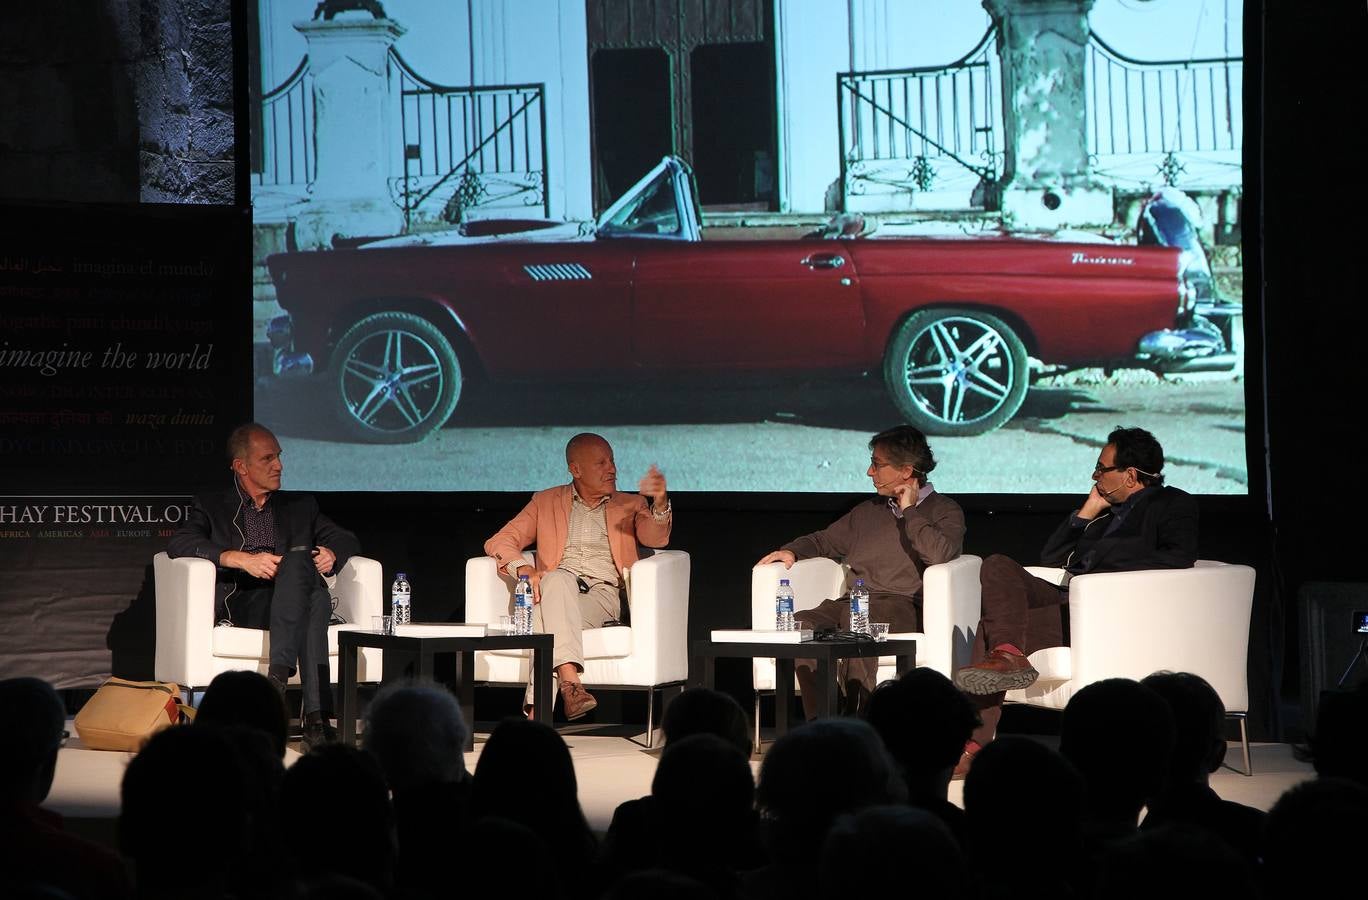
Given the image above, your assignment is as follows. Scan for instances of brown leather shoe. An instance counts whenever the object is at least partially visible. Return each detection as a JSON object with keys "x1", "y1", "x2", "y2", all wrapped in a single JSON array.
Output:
[
  {"x1": 952, "y1": 741, "x2": 980, "y2": 780},
  {"x1": 559, "y1": 681, "x2": 598, "y2": 721},
  {"x1": 954, "y1": 649, "x2": 1039, "y2": 695}
]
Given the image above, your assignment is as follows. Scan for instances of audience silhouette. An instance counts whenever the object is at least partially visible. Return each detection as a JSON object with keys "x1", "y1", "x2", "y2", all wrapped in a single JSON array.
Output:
[
  {"x1": 195, "y1": 670, "x2": 290, "y2": 759},
  {"x1": 1, "y1": 677, "x2": 130, "y2": 900},
  {"x1": 280, "y1": 743, "x2": 396, "y2": 896},
  {"x1": 963, "y1": 735, "x2": 1086, "y2": 899},
  {"x1": 748, "y1": 718, "x2": 904, "y2": 900},
  {"x1": 603, "y1": 687, "x2": 762, "y2": 887},
  {"x1": 1059, "y1": 678, "x2": 1175, "y2": 841},
  {"x1": 471, "y1": 717, "x2": 598, "y2": 898},
  {"x1": 27, "y1": 657, "x2": 1359, "y2": 899},
  {"x1": 363, "y1": 681, "x2": 472, "y2": 900},
  {"x1": 819, "y1": 805, "x2": 966, "y2": 897},
  {"x1": 1263, "y1": 777, "x2": 1368, "y2": 892},
  {"x1": 660, "y1": 686, "x2": 754, "y2": 756},
  {"x1": 864, "y1": 668, "x2": 979, "y2": 844},
  {"x1": 603, "y1": 733, "x2": 756, "y2": 897},
  {"x1": 120, "y1": 724, "x2": 260, "y2": 899},
  {"x1": 1139, "y1": 671, "x2": 1265, "y2": 863}
]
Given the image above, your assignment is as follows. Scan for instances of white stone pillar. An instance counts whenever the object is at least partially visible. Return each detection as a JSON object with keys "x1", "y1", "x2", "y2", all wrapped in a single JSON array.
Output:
[
  {"x1": 292, "y1": 15, "x2": 406, "y2": 250},
  {"x1": 984, "y1": 0, "x2": 1112, "y2": 229}
]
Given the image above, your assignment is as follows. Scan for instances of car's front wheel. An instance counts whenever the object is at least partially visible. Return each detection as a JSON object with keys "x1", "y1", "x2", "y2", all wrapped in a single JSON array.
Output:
[
  {"x1": 330, "y1": 311, "x2": 462, "y2": 444},
  {"x1": 883, "y1": 308, "x2": 1029, "y2": 436}
]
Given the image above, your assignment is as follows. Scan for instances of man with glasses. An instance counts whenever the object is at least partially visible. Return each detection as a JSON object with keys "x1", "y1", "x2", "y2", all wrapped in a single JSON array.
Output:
[
  {"x1": 755, "y1": 425, "x2": 965, "y2": 717},
  {"x1": 951, "y1": 425, "x2": 1197, "y2": 775}
]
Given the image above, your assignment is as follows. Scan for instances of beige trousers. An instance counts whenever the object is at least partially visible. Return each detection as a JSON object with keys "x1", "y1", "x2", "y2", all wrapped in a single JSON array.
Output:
[{"x1": 524, "y1": 568, "x2": 621, "y2": 704}]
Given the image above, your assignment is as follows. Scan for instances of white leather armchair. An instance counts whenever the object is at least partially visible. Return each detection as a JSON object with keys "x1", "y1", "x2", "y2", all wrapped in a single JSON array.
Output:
[
  {"x1": 464, "y1": 550, "x2": 690, "y2": 748},
  {"x1": 750, "y1": 555, "x2": 982, "y2": 738},
  {"x1": 1005, "y1": 560, "x2": 1256, "y2": 773},
  {"x1": 153, "y1": 551, "x2": 385, "y2": 694}
]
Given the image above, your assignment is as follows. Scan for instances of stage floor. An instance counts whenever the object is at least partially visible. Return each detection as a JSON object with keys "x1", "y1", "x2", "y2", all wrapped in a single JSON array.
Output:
[{"x1": 45, "y1": 720, "x2": 1314, "y2": 848}]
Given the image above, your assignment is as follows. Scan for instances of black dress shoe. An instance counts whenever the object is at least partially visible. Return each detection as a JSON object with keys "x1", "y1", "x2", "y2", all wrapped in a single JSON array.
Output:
[{"x1": 301, "y1": 717, "x2": 338, "y2": 751}]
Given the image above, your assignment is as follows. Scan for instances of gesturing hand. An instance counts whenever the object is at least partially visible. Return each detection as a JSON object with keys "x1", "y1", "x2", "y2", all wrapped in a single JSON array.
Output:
[
  {"x1": 639, "y1": 464, "x2": 668, "y2": 504},
  {"x1": 756, "y1": 549, "x2": 796, "y2": 569}
]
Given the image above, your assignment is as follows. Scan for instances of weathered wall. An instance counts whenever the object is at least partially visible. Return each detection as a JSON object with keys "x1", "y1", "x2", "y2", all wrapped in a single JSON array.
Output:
[{"x1": 0, "y1": 0, "x2": 234, "y2": 205}]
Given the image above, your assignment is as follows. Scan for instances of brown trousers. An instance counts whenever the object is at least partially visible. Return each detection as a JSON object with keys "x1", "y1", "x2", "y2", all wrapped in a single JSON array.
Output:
[
  {"x1": 970, "y1": 553, "x2": 1069, "y2": 746},
  {"x1": 793, "y1": 592, "x2": 921, "y2": 719}
]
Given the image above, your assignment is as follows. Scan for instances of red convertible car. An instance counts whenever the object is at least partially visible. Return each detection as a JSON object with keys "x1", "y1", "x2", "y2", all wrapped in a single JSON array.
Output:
[{"x1": 266, "y1": 157, "x2": 1239, "y2": 443}]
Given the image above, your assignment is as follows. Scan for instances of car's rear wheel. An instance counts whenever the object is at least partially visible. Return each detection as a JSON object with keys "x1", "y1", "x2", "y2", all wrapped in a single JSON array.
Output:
[
  {"x1": 883, "y1": 308, "x2": 1029, "y2": 436},
  {"x1": 330, "y1": 311, "x2": 462, "y2": 444}
]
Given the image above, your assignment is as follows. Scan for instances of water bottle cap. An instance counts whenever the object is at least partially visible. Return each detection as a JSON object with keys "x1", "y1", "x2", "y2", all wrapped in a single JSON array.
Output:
[
  {"x1": 518, "y1": 573, "x2": 529, "y2": 580},
  {"x1": 779, "y1": 579, "x2": 790, "y2": 585},
  {"x1": 396, "y1": 573, "x2": 406, "y2": 579},
  {"x1": 855, "y1": 578, "x2": 865, "y2": 586}
]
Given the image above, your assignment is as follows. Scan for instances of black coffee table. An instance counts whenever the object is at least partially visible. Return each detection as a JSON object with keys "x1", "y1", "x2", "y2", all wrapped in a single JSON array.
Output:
[
  {"x1": 338, "y1": 628, "x2": 554, "y2": 750},
  {"x1": 690, "y1": 637, "x2": 917, "y2": 739}
]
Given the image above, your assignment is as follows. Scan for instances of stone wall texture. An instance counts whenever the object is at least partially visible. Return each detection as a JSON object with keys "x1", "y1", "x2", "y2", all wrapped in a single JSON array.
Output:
[{"x1": 0, "y1": 0, "x2": 235, "y2": 205}]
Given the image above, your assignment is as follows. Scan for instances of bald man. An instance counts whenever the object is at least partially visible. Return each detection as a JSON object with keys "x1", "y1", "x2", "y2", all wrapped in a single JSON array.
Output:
[{"x1": 485, "y1": 433, "x2": 672, "y2": 719}]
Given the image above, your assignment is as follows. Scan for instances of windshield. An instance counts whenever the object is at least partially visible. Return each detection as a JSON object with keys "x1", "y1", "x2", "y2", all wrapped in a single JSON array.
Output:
[{"x1": 599, "y1": 170, "x2": 681, "y2": 236}]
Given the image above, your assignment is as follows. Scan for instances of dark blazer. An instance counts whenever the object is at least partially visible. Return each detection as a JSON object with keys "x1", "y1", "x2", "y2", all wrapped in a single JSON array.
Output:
[
  {"x1": 167, "y1": 488, "x2": 359, "y2": 612},
  {"x1": 1039, "y1": 485, "x2": 1198, "y2": 575}
]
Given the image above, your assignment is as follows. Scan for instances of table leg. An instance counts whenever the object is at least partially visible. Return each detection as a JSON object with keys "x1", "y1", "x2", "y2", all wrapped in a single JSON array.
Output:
[
  {"x1": 339, "y1": 641, "x2": 358, "y2": 747},
  {"x1": 813, "y1": 655, "x2": 835, "y2": 719},
  {"x1": 895, "y1": 651, "x2": 914, "y2": 675},
  {"x1": 532, "y1": 641, "x2": 553, "y2": 727},
  {"x1": 418, "y1": 647, "x2": 434, "y2": 681},
  {"x1": 457, "y1": 650, "x2": 476, "y2": 752},
  {"x1": 775, "y1": 658, "x2": 793, "y2": 738}
]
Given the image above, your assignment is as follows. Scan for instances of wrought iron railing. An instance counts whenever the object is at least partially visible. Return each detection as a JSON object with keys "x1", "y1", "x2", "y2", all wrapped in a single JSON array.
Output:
[
  {"x1": 1085, "y1": 33, "x2": 1242, "y2": 186},
  {"x1": 837, "y1": 26, "x2": 1001, "y2": 207},
  {"x1": 254, "y1": 57, "x2": 314, "y2": 188},
  {"x1": 389, "y1": 50, "x2": 548, "y2": 226}
]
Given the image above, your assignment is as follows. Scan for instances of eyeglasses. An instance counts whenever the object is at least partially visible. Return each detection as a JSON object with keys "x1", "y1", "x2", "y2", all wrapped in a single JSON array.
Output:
[{"x1": 1093, "y1": 463, "x2": 1126, "y2": 475}]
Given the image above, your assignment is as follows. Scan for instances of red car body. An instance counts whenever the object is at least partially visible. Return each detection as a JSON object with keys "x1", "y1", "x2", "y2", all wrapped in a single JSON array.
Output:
[{"x1": 267, "y1": 157, "x2": 1232, "y2": 443}]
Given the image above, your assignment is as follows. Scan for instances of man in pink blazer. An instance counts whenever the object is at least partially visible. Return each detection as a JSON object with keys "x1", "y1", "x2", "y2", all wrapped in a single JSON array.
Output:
[{"x1": 485, "y1": 433, "x2": 673, "y2": 719}]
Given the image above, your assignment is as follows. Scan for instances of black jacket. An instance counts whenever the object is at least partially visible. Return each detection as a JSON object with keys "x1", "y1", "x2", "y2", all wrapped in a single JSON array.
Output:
[
  {"x1": 167, "y1": 488, "x2": 359, "y2": 614},
  {"x1": 1039, "y1": 485, "x2": 1198, "y2": 575}
]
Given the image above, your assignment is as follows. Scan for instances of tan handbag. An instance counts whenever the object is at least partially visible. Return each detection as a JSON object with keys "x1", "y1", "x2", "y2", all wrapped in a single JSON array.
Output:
[{"x1": 73, "y1": 678, "x2": 192, "y2": 751}]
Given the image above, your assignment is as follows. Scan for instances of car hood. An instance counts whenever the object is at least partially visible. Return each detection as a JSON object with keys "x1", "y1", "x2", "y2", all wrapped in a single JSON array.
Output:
[{"x1": 361, "y1": 218, "x2": 594, "y2": 248}]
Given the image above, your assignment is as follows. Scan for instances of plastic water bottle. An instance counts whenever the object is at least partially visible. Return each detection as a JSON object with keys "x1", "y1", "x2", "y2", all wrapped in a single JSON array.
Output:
[
  {"x1": 514, "y1": 574, "x2": 534, "y2": 635},
  {"x1": 850, "y1": 579, "x2": 870, "y2": 635},
  {"x1": 391, "y1": 572, "x2": 411, "y2": 627},
  {"x1": 775, "y1": 578, "x2": 795, "y2": 631}
]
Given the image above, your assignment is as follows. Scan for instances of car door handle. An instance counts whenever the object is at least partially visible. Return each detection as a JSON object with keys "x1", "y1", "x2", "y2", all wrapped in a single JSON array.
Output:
[{"x1": 801, "y1": 253, "x2": 845, "y2": 270}]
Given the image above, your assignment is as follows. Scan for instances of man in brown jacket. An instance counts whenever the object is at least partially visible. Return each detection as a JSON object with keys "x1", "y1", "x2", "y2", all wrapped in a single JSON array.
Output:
[
  {"x1": 485, "y1": 432, "x2": 672, "y2": 719},
  {"x1": 756, "y1": 425, "x2": 965, "y2": 717}
]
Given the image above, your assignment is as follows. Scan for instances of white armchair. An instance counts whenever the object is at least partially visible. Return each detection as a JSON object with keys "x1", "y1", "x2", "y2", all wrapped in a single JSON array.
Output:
[
  {"x1": 1006, "y1": 560, "x2": 1256, "y2": 773},
  {"x1": 153, "y1": 551, "x2": 385, "y2": 694},
  {"x1": 750, "y1": 555, "x2": 982, "y2": 738},
  {"x1": 464, "y1": 550, "x2": 690, "y2": 747}
]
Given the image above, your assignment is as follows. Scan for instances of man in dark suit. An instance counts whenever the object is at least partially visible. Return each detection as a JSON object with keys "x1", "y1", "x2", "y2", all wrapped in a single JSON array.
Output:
[
  {"x1": 168, "y1": 423, "x2": 358, "y2": 746},
  {"x1": 952, "y1": 426, "x2": 1197, "y2": 774}
]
